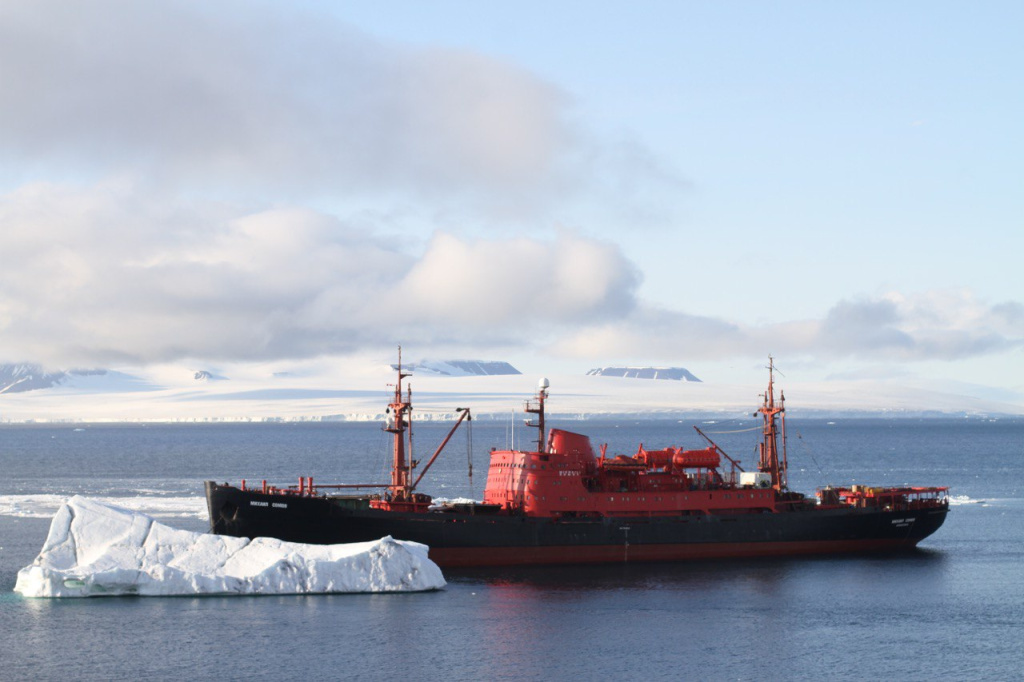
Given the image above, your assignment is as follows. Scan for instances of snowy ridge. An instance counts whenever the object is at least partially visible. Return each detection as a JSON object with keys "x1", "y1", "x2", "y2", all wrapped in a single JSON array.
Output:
[
  {"x1": 0, "y1": 365, "x2": 63, "y2": 393},
  {"x1": 0, "y1": 365, "x2": 152, "y2": 394},
  {"x1": 1, "y1": 362, "x2": 1022, "y2": 421},
  {"x1": 15, "y1": 497, "x2": 445, "y2": 597}
]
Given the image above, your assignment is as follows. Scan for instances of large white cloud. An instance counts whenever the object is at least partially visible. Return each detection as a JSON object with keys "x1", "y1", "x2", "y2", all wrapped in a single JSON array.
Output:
[
  {"x1": 0, "y1": 182, "x2": 640, "y2": 366},
  {"x1": 393, "y1": 232, "x2": 637, "y2": 325},
  {"x1": 2, "y1": 181, "x2": 1019, "y2": 368},
  {"x1": 0, "y1": 0, "x2": 574, "y2": 204}
]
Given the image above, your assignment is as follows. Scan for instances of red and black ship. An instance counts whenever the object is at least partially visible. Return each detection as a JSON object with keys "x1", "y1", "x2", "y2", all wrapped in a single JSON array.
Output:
[{"x1": 205, "y1": 356, "x2": 948, "y2": 567}]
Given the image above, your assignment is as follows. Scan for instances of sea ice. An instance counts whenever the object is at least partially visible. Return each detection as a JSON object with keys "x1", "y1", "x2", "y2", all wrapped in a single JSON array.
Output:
[{"x1": 14, "y1": 496, "x2": 446, "y2": 597}]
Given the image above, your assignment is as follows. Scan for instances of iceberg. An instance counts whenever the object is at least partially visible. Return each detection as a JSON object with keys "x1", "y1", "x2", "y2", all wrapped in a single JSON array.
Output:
[{"x1": 15, "y1": 497, "x2": 446, "y2": 597}]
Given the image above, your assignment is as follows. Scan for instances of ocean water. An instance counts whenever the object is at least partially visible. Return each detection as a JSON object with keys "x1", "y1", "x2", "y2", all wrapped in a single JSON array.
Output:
[{"x1": 1, "y1": 417, "x2": 1022, "y2": 680}]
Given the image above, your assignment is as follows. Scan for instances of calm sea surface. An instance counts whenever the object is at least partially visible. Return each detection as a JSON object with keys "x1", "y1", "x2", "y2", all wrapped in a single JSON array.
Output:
[{"x1": 1, "y1": 417, "x2": 1022, "y2": 680}]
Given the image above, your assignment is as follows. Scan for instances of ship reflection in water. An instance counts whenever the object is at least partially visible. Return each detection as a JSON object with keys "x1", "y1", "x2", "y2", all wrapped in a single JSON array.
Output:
[
  {"x1": 447, "y1": 548, "x2": 949, "y2": 593},
  {"x1": 435, "y1": 551, "x2": 956, "y2": 679}
]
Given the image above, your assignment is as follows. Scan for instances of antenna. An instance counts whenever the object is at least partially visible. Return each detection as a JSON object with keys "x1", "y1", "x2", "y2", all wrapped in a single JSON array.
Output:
[{"x1": 524, "y1": 378, "x2": 549, "y2": 453}]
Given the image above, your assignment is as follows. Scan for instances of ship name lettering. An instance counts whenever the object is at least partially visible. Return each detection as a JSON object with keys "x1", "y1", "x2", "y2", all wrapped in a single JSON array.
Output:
[{"x1": 250, "y1": 501, "x2": 269, "y2": 507}]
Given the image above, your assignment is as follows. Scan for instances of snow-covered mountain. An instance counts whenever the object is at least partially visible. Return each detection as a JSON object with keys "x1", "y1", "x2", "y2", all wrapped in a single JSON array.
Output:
[
  {"x1": 0, "y1": 364, "x2": 153, "y2": 395},
  {"x1": 0, "y1": 365, "x2": 131, "y2": 394},
  {"x1": 0, "y1": 364, "x2": 67, "y2": 394},
  {"x1": 587, "y1": 367, "x2": 702, "y2": 382}
]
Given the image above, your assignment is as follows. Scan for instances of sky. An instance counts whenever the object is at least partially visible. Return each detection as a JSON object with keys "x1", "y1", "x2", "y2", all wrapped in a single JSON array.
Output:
[{"x1": 0, "y1": 0, "x2": 1021, "y2": 396}]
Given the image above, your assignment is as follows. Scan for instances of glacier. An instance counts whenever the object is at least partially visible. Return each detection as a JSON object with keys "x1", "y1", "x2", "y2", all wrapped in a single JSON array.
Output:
[
  {"x1": 14, "y1": 497, "x2": 445, "y2": 597},
  {"x1": 2, "y1": 358, "x2": 1021, "y2": 421}
]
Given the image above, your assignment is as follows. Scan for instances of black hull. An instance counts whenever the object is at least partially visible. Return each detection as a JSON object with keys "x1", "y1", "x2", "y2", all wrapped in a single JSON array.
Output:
[{"x1": 205, "y1": 481, "x2": 948, "y2": 567}]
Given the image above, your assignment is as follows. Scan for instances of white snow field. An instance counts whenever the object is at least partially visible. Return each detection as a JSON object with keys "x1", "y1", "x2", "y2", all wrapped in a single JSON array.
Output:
[
  {"x1": 2, "y1": 359, "x2": 1020, "y2": 422},
  {"x1": 14, "y1": 497, "x2": 445, "y2": 597}
]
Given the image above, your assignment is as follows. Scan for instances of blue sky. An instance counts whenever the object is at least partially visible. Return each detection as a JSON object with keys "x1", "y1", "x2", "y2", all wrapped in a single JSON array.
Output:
[
  {"x1": 0, "y1": 0, "x2": 1021, "y2": 394},
  {"x1": 332, "y1": 2, "x2": 1023, "y2": 314}
]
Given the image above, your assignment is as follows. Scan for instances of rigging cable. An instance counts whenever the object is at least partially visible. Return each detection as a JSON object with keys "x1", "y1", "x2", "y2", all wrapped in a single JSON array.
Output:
[
  {"x1": 466, "y1": 416, "x2": 474, "y2": 493},
  {"x1": 794, "y1": 429, "x2": 828, "y2": 485},
  {"x1": 701, "y1": 426, "x2": 762, "y2": 435}
]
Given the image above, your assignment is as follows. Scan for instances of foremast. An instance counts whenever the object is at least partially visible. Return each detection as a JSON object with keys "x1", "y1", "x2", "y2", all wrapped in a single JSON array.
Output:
[
  {"x1": 757, "y1": 357, "x2": 789, "y2": 491},
  {"x1": 379, "y1": 348, "x2": 473, "y2": 511}
]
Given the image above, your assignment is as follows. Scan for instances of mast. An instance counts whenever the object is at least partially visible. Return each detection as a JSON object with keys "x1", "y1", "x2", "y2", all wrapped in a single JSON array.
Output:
[
  {"x1": 524, "y1": 378, "x2": 550, "y2": 453},
  {"x1": 385, "y1": 347, "x2": 413, "y2": 500},
  {"x1": 757, "y1": 357, "x2": 788, "y2": 491}
]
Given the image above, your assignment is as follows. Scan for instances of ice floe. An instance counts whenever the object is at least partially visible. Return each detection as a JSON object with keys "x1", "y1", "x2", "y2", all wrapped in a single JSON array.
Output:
[
  {"x1": 0, "y1": 493, "x2": 206, "y2": 519},
  {"x1": 15, "y1": 497, "x2": 445, "y2": 597},
  {"x1": 948, "y1": 494, "x2": 986, "y2": 507}
]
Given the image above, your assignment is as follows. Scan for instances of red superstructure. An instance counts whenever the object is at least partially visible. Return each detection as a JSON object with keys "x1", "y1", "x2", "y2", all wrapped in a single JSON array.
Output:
[{"x1": 481, "y1": 358, "x2": 946, "y2": 519}]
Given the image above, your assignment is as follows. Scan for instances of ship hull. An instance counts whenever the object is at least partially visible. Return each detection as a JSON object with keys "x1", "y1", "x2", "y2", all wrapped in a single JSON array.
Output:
[{"x1": 206, "y1": 482, "x2": 948, "y2": 567}]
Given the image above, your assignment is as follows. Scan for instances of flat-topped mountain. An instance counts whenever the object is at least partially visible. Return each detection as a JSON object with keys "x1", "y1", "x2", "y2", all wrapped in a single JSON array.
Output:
[
  {"x1": 391, "y1": 359, "x2": 521, "y2": 377},
  {"x1": 587, "y1": 367, "x2": 701, "y2": 382}
]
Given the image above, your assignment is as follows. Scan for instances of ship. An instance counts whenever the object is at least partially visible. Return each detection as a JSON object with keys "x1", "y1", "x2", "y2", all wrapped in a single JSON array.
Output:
[{"x1": 205, "y1": 354, "x2": 949, "y2": 567}]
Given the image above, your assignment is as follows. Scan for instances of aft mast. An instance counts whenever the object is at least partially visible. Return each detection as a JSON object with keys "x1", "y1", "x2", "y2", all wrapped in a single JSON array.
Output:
[
  {"x1": 385, "y1": 347, "x2": 413, "y2": 502},
  {"x1": 757, "y1": 357, "x2": 789, "y2": 491}
]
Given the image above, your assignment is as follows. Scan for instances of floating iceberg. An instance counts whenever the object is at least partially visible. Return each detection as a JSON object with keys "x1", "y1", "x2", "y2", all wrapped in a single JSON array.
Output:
[{"x1": 15, "y1": 497, "x2": 445, "y2": 597}]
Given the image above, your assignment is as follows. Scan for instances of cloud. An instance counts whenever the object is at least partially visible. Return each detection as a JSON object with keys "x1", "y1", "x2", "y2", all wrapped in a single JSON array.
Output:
[
  {"x1": 1, "y1": 180, "x2": 1018, "y2": 368},
  {"x1": 394, "y1": 232, "x2": 638, "y2": 326},
  {"x1": 548, "y1": 292, "x2": 1024, "y2": 364},
  {"x1": 817, "y1": 297, "x2": 915, "y2": 353},
  {"x1": 0, "y1": 182, "x2": 640, "y2": 366},
  {"x1": 0, "y1": 0, "x2": 585, "y2": 208},
  {"x1": 1, "y1": 2, "x2": 1017, "y2": 375},
  {"x1": 0, "y1": 1, "x2": 674, "y2": 368},
  {"x1": 862, "y1": 291, "x2": 1024, "y2": 359}
]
